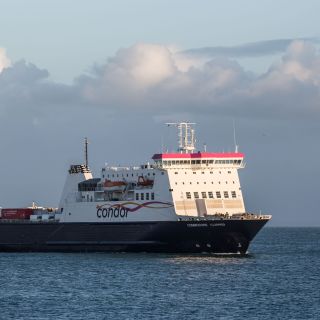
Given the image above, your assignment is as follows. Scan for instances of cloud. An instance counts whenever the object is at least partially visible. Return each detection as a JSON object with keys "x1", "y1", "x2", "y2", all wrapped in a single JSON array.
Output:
[
  {"x1": 1, "y1": 40, "x2": 320, "y2": 120},
  {"x1": 74, "y1": 40, "x2": 320, "y2": 119},
  {"x1": 180, "y1": 37, "x2": 320, "y2": 58},
  {"x1": 0, "y1": 48, "x2": 11, "y2": 72}
]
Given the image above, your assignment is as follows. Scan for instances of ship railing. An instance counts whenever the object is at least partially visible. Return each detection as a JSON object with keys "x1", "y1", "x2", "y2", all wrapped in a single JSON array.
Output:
[
  {"x1": 104, "y1": 166, "x2": 142, "y2": 171},
  {"x1": 179, "y1": 213, "x2": 271, "y2": 221}
]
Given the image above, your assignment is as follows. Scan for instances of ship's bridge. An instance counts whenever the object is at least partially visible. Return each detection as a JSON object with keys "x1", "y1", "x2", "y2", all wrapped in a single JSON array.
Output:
[{"x1": 152, "y1": 152, "x2": 245, "y2": 168}]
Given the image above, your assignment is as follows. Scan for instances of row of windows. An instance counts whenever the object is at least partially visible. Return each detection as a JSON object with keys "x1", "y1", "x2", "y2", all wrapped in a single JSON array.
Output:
[
  {"x1": 175, "y1": 181, "x2": 236, "y2": 185},
  {"x1": 135, "y1": 192, "x2": 155, "y2": 201},
  {"x1": 185, "y1": 191, "x2": 237, "y2": 199},
  {"x1": 160, "y1": 159, "x2": 242, "y2": 166},
  {"x1": 174, "y1": 171, "x2": 232, "y2": 175}
]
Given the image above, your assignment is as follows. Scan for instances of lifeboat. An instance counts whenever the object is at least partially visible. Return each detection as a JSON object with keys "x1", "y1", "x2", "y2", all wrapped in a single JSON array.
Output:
[
  {"x1": 104, "y1": 180, "x2": 127, "y2": 192},
  {"x1": 137, "y1": 176, "x2": 154, "y2": 187}
]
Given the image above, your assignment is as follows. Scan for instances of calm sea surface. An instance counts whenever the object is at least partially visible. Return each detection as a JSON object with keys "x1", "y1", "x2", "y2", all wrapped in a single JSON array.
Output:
[{"x1": 0, "y1": 227, "x2": 319, "y2": 320}]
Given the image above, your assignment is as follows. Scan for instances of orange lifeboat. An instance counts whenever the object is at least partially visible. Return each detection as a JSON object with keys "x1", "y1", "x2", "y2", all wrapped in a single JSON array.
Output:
[
  {"x1": 137, "y1": 176, "x2": 153, "y2": 187},
  {"x1": 104, "y1": 180, "x2": 127, "y2": 192}
]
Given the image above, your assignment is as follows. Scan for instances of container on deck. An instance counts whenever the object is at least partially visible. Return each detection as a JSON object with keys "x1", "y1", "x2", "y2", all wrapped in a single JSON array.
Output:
[{"x1": 0, "y1": 208, "x2": 34, "y2": 220}]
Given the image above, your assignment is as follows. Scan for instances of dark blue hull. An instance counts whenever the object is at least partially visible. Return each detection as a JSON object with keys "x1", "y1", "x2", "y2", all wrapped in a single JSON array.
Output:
[{"x1": 0, "y1": 219, "x2": 269, "y2": 254}]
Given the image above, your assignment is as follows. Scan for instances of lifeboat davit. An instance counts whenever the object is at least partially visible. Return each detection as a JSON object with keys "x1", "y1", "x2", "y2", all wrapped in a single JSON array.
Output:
[
  {"x1": 137, "y1": 176, "x2": 153, "y2": 187},
  {"x1": 104, "y1": 180, "x2": 127, "y2": 192}
]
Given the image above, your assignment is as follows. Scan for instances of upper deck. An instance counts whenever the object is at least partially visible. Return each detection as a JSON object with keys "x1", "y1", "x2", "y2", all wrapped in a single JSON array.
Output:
[{"x1": 152, "y1": 152, "x2": 245, "y2": 169}]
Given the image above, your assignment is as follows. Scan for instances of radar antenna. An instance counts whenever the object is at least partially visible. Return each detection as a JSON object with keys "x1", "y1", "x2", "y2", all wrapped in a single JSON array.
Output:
[{"x1": 165, "y1": 122, "x2": 196, "y2": 153}]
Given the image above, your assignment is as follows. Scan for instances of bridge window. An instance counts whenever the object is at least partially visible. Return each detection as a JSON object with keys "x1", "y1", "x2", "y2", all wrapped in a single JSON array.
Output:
[
  {"x1": 141, "y1": 193, "x2": 144, "y2": 200},
  {"x1": 151, "y1": 192, "x2": 155, "y2": 200},
  {"x1": 146, "y1": 193, "x2": 149, "y2": 200},
  {"x1": 136, "y1": 193, "x2": 139, "y2": 200}
]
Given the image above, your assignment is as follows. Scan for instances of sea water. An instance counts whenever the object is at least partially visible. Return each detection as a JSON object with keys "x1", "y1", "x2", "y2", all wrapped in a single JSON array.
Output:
[{"x1": 0, "y1": 228, "x2": 319, "y2": 320}]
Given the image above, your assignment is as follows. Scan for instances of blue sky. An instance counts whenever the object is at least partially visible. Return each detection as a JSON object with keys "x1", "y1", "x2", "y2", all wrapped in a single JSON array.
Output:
[{"x1": 1, "y1": 1, "x2": 320, "y2": 226}]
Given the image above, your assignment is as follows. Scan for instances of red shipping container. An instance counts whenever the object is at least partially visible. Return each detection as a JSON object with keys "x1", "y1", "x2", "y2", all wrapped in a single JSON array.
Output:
[{"x1": 1, "y1": 208, "x2": 34, "y2": 220}]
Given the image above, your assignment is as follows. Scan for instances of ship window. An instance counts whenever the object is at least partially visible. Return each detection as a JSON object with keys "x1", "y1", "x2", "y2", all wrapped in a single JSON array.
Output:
[
  {"x1": 175, "y1": 182, "x2": 177, "y2": 185},
  {"x1": 193, "y1": 172, "x2": 196, "y2": 174},
  {"x1": 167, "y1": 161, "x2": 171, "y2": 166},
  {"x1": 201, "y1": 192, "x2": 207, "y2": 198},
  {"x1": 163, "y1": 161, "x2": 167, "y2": 165},
  {"x1": 141, "y1": 193, "x2": 144, "y2": 200},
  {"x1": 136, "y1": 193, "x2": 139, "y2": 200},
  {"x1": 196, "y1": 160, "x2": 201, "y2": 164},
  {"x1": 224, "y1": 191, "x2": 229, "y2": 198},
  {"x1": 180, "y1": 160, "x2": 183, "y2": 164},
  {"x1": 184, "y1": 160, "x2": 188, "y2": 164},
  {"x1": 201, "y1": 172, "x2": 204, "y2": 174},
  {"x1": 127, "y1": 174, "x2": 128, "y2": 177},
  {"x1": 202, "y1": 160, "x2": 206, "y2": 164},
  {"x1": 172, "y1": 161, "x2": 176, "y2": 165},
  {"x1": 228, "y1": 171, "x2": 231, "y2": 174},
  {"x1": 191, "y1": 160, "x2": 196, "y2": 164},
  {"x1": 197, "y1": 182, "x2": 199, "y2": 184},
  {"x1": 151, "y1": 192, "x2": 155, "y2": 200},
  {"x1": 194, "y1": 192, "x2": 199, "y2": 199},
  {"x1": 204, "y1": 182, "x2": 206, "y2": 184},
  {"x1": 102, "y1": 174, "x2": 105, "y2": 178},
  {"x1": 148, "y1": 173, "x2": 150, "y2": 176},
  {"x1": 216, "y1": 191, "x2": 221, "y2": 198},
  {"x1": 175, "y1": 172, "x2": 178, "y2": 174},
  {"x1": 209, "y1": 160, "x2": 214, "y2": 164},
  {"x1": 208, "y1": 192, "x2": 213, "y2": 198},
  {"x1": 186, "y1": 192, "x2": 191, "y2": 199},
  {"x1": 226, "y1": 181, "x2": 228, "y2": 184},
  {"x1": 190, "y1": 182, "x2": 192, "y2": 184},
  {"x1": 146, "y1": 193, "x2": 149, "y2": 200},
  {"x1": 233, "y1": 181, "x2": 235, "y2": 184},
  {"x1": 112, "y1": 174, "x2": 114, "y2": 177},
  {"x1": 210, "y1": 171, "x2": 213, "y2": 174},
  {"x1": 182, "y1": 182, "x2": 185, "y2": 185},
  {"x1": 231, "y1": 191, "x2": 236, "y2": 198},
  {"x1": 161, "y1": 172, "x2": 164, "y2": 175}
]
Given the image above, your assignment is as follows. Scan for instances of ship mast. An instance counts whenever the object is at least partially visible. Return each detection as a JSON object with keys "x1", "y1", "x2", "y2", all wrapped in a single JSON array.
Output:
[
  {"x1": 166, "y1": 122, "x2": 196, "y2": 153},
  {"x1": 84, "y1": 137, "x2": 89, "y2": 168}
]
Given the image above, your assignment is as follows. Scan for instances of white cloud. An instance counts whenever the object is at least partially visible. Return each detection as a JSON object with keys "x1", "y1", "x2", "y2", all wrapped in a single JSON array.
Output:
[
  {"x1": 0, "y1": 48, "x2": 11, "y2": 72},
  {"x1": 1, "y1": 40, "x2": 320, "y2": 119}
]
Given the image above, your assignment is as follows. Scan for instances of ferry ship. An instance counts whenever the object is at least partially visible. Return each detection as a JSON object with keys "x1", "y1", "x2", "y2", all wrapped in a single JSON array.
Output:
[{"x1": 0, "y1": 122, "x2": 271, "y2": 254}]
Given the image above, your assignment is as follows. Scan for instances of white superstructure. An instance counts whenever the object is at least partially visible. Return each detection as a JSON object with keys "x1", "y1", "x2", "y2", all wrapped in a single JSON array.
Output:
[{"x1": 58, "y1": 123, "x2": 249, "y2": 223}]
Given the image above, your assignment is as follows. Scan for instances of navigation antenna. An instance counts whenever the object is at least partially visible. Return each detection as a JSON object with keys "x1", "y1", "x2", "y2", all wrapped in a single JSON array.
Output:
[
  {"x1": 84, "y1": 137, "x2": 89, "y2": 168},
  {"x1": 233, "y1": 119, "x2": 239, "y2": 153},
  {"x1": 166, "y1": 122, "x2": 196, "y2": 153}
]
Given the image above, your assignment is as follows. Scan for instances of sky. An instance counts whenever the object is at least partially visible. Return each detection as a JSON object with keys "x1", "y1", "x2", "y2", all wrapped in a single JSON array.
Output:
[{"x1": 1, "y1": 0, "x2": 320, "y2": 226}]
